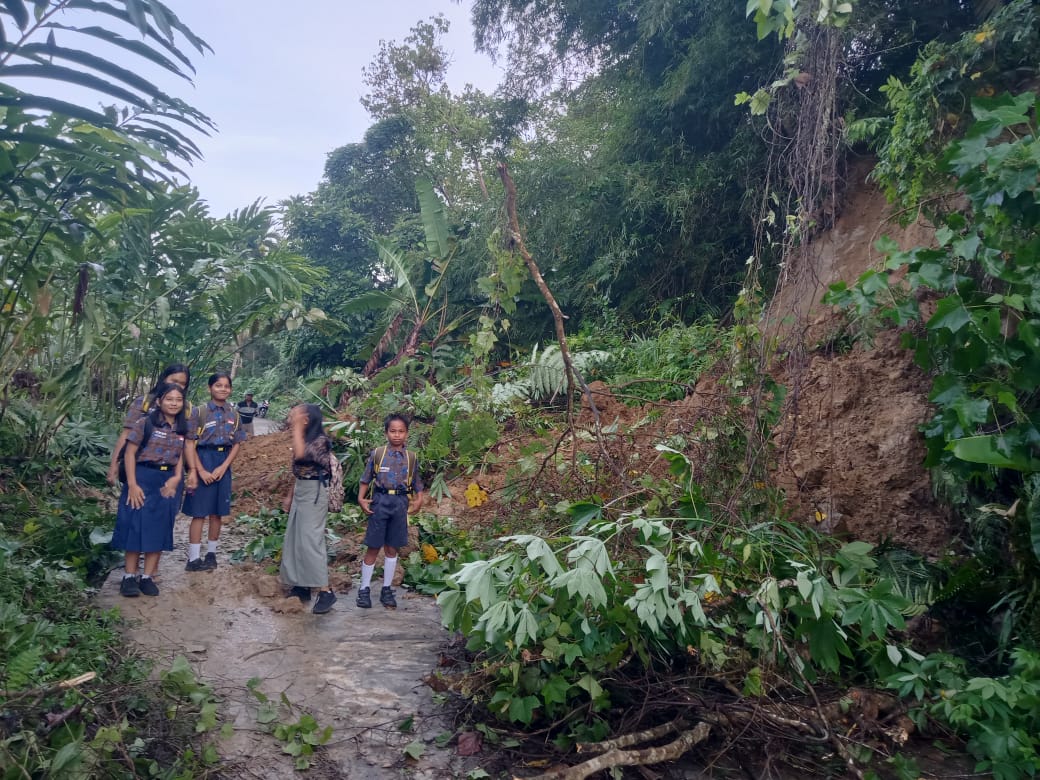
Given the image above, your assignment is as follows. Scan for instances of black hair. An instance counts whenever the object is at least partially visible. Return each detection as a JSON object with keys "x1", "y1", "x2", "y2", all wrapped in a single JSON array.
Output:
[
  {"x1": 207, "y1": 372, "x2": 232, "y2": 389},
  {"x1": 383, "y1": 413, "x2": 409, "y2": 432},
  {"x1": 299, "y1": 404, "x2": 326, "y2": 444},
  {"x1": 148, "y1": 382, "x2": 189, "y2": 436},
  {"x1": 149, "y1": 363, "x2": 191, "y2": 396}
]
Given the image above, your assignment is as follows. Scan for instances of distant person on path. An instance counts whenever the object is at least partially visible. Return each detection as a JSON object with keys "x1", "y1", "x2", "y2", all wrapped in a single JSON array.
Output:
[
  {"x1": 281, "y1": 404, "x2": 337, "y2": 615},
  {"x1": 356, "y1": 414, "x2": 424, "y2": 610},
  {"x1": 182, "y1": 372, "x2": 244, "y2": 572},
  {"x1": 107, "y1": 363, "x2": 191, "y2": 486},
  {"x1": 237, "y1": 392, "x2": 259, "y2": 438},
  {"x1": 111, "y1": 382, "x2": 191, "y2": 597}
]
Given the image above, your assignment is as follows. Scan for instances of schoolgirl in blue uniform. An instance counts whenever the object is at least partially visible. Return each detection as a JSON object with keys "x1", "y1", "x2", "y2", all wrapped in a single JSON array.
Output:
[
  {"x1": 182, "y1": 372, "x2": 245, "y2": 571},
  {"x1": 107, "y1": 363, "x2": 190, "y2": 486},
  {"x1": 112, "y1": 382, "x2": 192, "y2": 597}
]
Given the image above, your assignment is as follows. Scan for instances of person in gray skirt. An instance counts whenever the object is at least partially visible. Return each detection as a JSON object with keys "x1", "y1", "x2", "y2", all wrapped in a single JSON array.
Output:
[{"x1": 281, "y1": 404, "x2": 337, "y2": 614}]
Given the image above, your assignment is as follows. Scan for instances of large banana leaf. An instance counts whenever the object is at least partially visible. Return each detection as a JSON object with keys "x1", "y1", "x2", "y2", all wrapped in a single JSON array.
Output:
[
  {"x1": 949, "y1": 435, "x2": 1040, "y2": 472},
  {"x1": 416, "y1": 177, "x2": 450, "y2": 260}
]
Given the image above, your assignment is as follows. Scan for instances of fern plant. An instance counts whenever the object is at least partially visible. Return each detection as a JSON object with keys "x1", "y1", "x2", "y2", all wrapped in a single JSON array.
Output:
[{"x1": 524, "y1": 345, "x2": 612, "y2": 404}]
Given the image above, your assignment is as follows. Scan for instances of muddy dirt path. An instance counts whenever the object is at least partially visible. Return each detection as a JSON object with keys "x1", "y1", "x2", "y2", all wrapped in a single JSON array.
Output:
[{"x1": 98, "y1": 423, "x2": 472, "y2": 779}]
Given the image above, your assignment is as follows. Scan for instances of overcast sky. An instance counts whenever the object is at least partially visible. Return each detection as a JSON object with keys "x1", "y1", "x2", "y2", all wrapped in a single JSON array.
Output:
[{"x1": 157, "y1": 1, "x2": 503, "y2": 216}]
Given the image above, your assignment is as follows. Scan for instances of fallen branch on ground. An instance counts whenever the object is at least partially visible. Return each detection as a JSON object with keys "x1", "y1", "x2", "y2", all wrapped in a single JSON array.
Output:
[{"x1": 520, "y1": 721, "x2": 711, "y2": 780}]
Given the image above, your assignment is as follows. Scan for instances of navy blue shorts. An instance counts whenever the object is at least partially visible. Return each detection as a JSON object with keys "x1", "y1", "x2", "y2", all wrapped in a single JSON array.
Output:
[{"x1": 363, "y1": 493, "x2": 409, "y2": 549}]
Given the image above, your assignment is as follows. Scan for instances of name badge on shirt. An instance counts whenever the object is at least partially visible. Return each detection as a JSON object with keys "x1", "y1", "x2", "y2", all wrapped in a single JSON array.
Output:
[
  {"x1": 153, "y1": 430, "x2": 169, "y2": 440},
  {"x1": 379, "y1": 466, "x2": 390, "y2": 472},
  {"x1": 204, "y1": 420, "x2": 217, "y2": 429}
]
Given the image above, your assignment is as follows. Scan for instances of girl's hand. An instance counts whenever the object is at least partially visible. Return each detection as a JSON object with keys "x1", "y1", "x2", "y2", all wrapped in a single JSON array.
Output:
[
  {"x1": 186, "y1": 471, "x2": 198, "y2": 491},
  {"x1": 210, "y1": 465, "x2": 226, "y2": 482},
  {"x1": 106, "y1": 463, "x2": 119, "y2": 486},
  {"x1": 160, "y1": 477, "x2": 179, "y2": 498},
  {"x1": 282, "y1": 494, "x2": 293, "y2": 514},
  {"x1": 359, "y1": 497, "x2": 373, "y2": 515},
  {"x1": 199, "y1": 469, "x2": 215, "y2": 485},
  {"x1": 127, "y1": 485, "x2": 145, "y2": 509}
]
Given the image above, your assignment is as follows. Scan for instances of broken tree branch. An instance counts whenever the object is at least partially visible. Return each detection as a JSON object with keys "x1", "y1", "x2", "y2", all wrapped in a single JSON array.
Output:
[
  {"x1": 521, "y1": 721, "x2": 711, "y2": 780},
  {"x1": 497, "y1": 162, "x2": 626, "y2": 485}
]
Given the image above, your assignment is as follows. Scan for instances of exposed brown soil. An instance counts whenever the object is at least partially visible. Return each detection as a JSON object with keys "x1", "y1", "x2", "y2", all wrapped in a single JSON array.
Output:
[{"x1": 773, "y1": 330, "x2": 955, "y2": 552}]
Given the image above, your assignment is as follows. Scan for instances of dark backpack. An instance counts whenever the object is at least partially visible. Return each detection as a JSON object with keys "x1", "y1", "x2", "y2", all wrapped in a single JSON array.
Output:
[
  {"x1": 117, "y1": 416, "x2": 155, "y2": 484},
  {"x1": 327, "y1": 451, "x2": 344, "y2": 512}
]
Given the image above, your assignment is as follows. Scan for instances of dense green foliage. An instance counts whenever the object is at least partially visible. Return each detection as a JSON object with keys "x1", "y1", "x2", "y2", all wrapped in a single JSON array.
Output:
[
  {"x1": 5, "y1": 0, "x2": 1040, "y2": 776},
  {"x1": 0, "y1": 3, "x2": 325, "y2": 775},
  {"x1": 0, "y1": 486, "x2": 230, "y2": 777},
  {"x1": 819, "y1": 5, "x2": 1040, "y2": 774},
  {"x1": 852, "y1": 0, "x2": 1039, "y2": 212}
]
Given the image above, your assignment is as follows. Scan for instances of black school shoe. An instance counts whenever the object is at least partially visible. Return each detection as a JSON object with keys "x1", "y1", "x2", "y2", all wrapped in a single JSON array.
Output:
[
  {"x1": 185, "y1": 557, "x2": 207, "y2": 572},
  {"x1": 380, "y1": 586, "x2": 397, "y2": 609},
  {"x1": 202, "y1": 552, "x2": 218, "y2": 570},
  {"x1": 290, "y1": 586, "x2": 312, "y2": 603},
  {"x1": 119, "y1": 576, "x2": 140, "y2": 597},
  {"x1": 355, "y1": 587, "x2": 372, "y2": 609},
  {"x1": 312, "y1": 590, "x2": 336, "y2": 614},
  {"x1": 138, "y1": 577, "x2": 159, "y2": 597}
]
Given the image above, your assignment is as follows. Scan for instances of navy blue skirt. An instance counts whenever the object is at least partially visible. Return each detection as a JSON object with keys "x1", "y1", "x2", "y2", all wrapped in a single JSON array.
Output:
[
  {"x1": 111, "y1": 466, "x2": 179, "y2": 552},
  {"x1": 182, "y1": 447, "x2": 233, "y2": 518}
]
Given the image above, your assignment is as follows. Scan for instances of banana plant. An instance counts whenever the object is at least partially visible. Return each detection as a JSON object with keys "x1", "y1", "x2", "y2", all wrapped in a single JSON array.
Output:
[{"x1": 348, "y1": 179, "x2": 470, "y2": 376}]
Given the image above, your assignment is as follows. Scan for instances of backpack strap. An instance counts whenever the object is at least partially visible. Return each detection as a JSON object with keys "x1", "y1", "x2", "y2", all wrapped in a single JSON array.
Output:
[
  {"x1": 373, "y1": 446, "x2": 416, "y2": 492},
  {"x1": 195, "y1": 403, "x2": 208, "y2": 438},
  {"x1": 140, "y1": 415, "x2": 155, "y2": 454}
]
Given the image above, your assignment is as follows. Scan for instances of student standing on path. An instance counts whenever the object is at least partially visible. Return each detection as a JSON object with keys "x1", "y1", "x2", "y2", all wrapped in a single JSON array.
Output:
[
  {"x1": 182, "y1": 372, "x2": 244, "y2": 571},
  {"x1": 280, "y1": 404, "x2": 337, "y2": 615},
  {"x1": 237, "y1": 392, "x2": 259, "y2": 438},
  {"x1": 111, "y1": 382, "x2": 191, "y2": 597},
  {"x1": 107, "y1": 363, "x2": 190, "y2": 486},
  {"x1": 356, "y1": 414, "x2": 424, "y2": 610}
]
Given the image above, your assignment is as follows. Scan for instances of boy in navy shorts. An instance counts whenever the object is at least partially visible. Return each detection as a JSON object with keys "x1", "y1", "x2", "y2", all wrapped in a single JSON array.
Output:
[{"x1": 356, "y1": 414, "x2": 424, "y2": 609}]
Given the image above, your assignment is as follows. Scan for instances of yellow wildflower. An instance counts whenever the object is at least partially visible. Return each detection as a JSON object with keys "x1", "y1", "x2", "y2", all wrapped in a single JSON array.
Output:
[
  {"x1": 421, "y1": 543, "x2": 439, "y2": 564},
  {"x1": 465, "y1": 481, "x2": 489, "y2": 508}
]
